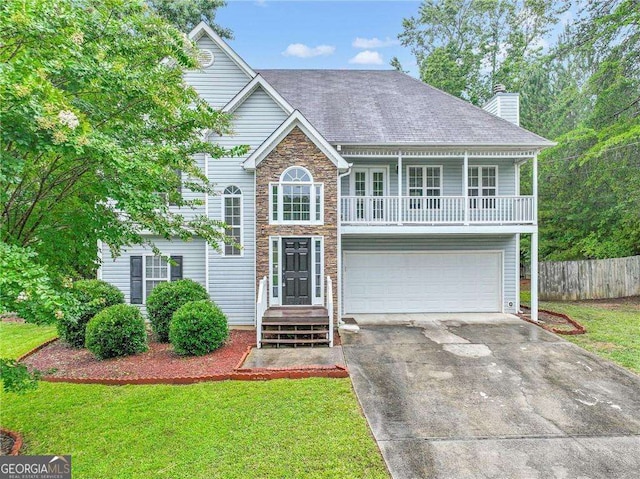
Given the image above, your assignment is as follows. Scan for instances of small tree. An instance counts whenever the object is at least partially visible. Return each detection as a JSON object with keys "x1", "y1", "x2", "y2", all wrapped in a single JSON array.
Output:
[{"x1": 1, "y1": 0, "x2": 248, "y2": 278}]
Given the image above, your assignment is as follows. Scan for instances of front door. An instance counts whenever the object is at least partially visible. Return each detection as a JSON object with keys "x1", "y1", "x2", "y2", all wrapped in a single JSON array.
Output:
[{"x1": 282, "y1": 238, "x2": 311, "y2": 305}]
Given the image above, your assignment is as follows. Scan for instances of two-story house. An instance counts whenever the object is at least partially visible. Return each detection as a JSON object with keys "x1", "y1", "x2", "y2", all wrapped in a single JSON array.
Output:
[{"x1": 99, "y1": 23, "x2": 553, "y2": 347}]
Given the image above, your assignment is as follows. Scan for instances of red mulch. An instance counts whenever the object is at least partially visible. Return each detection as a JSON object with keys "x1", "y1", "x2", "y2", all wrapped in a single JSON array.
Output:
[
  {"x1": 518, "y1": 306, "x2": 585, "y2": 335},
  {"x1": 23, "y1": 330, "x2": 255, "y2": 380}
]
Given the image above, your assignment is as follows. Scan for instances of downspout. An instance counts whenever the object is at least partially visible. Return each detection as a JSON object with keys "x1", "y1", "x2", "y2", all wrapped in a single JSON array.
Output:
[
  {"x1": 337, "y1": 163, "x2": 353, "y2": 325},
  {"x1": 204, "y1": 153, "x2": 210, "y2": 295},
  {"x1": 397, "y1": 151, "x2": 402, "y2": 224}
]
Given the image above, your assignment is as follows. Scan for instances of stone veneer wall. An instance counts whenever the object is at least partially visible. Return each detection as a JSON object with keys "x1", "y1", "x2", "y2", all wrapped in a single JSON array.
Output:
[{"x1": 255, "y1": 127, "x2": 339, "y2": 321}]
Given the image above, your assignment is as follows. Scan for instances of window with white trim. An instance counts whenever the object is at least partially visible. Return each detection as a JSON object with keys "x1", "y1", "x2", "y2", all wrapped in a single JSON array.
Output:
[
  {"x1": 145, "y1": 256, "x2": 169, "y2": 299},
  {"x1": 468, "y1": 166, "x2": 497, "y2": 208},
  {"x1": 407, "y1": 166, "x2": 441, "y2": 209},
  {"x1": 271, "y1": 238, "x2": 279, "y2": 299},
  {"x1": 270, "y1": 167, "x2": 323, "y2": 224},
  {"x1": 314, "y1": 238, "x2": 322, "y2": 299},
  {"x1": 222, "y1": 185, "x2": 242, "y2": 256}
]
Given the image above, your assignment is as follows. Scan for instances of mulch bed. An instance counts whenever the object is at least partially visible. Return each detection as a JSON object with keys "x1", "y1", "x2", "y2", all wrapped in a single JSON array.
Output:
[
  {"x1": 20, "y1": 330, "x2": 348, "y2": 384},
  {"x1": 518, "y1": 306, "x2": 586, "y2": 335},
  {"x1": 0, "y1": 428, "x2": 23, "y2": 456},
  {"x1": 23, "y1": 330, "x2": 255, "y2": 381}
]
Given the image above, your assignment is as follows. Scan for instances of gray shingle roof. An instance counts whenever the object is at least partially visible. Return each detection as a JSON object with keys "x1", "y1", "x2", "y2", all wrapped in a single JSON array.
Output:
[{"x1": 257, "y1": 69, "x2": 553, "y2": 147}]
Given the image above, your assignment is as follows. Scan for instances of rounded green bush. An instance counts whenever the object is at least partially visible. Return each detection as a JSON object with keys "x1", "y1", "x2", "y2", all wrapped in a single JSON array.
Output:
[
  {"x1": 169, "y1": 300, "x2": 229, "y2": 356},
  {"x1": 146, "y1": 279, "x2": 209, "y2": 342},
  {"x1": 85, "y1": 304, "x2": 147, "y2": 359},
  {"x1": 57, "y1": 279, "x2": 124, "y2": 348}
]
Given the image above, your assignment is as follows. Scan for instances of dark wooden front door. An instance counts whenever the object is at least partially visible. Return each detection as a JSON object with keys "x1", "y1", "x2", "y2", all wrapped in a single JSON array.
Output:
[{"x1": 282, "y1": 238, "x2": 311, "y2": 305}]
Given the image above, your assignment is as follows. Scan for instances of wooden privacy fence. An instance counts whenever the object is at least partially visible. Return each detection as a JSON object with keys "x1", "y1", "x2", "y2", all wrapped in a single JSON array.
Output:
[{"x1": 539, "y1": 255, "x2": 640, "y2": 301}]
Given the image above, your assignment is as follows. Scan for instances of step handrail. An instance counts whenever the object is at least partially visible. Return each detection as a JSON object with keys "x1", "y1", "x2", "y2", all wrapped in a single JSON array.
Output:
[
  {"x1": 326, "y1": 276, "x2": 334, "y2": 347},
  {"x1": 256, "y1": 276, "x2": 268, "y2": 348}
]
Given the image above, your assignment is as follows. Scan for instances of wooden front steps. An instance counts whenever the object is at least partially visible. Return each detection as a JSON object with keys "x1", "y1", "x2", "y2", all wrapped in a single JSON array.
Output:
[{"x1": 261, "y1": 306, "x2": 330, "y2": 348}]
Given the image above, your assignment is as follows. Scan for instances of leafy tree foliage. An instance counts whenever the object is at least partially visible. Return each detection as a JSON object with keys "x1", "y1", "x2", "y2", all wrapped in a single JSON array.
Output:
[
  {"x1": 1, "y1": 0, "x2": 247, "y2": 281},
  {"x1": 146, "y1": 0, "x2": 232, "y2": 36},
  {"x1": 400, "y1": 0, "x2": 639, "y2": 261},
  {"x1": 399, "y1": 0, "x2": 568, "y2": 104},
  {"x1": 0, "y1": 242, "x2": 76, "y2": 324},
  {"x1": 535, "y1": 0, "x2": 640, "y2": 260}
]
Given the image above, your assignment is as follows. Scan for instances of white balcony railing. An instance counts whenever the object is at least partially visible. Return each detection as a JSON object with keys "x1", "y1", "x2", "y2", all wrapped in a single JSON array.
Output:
[{"x1": 341, "y1": 196, "x2": 534, "y2": 225}]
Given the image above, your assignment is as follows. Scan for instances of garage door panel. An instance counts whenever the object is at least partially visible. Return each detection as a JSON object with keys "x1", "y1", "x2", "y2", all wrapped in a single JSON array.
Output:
[{"x1": 344, "y1": 251, "x2": 502, "y2": 314}]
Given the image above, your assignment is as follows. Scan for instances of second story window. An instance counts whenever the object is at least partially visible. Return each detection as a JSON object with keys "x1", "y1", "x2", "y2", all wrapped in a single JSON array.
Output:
[
  {"x1": 270, "y1": 166, "x2": 323, "y2": 224},
  {"x1": 468, "y1": 166, "x2": 497, "y2": 208},
  {"x1": 222, "y1": 185, "x2": 242, "y2": 256},
  {"x1": 407, "y1": 166, "x2": 441, "y2": 209}
]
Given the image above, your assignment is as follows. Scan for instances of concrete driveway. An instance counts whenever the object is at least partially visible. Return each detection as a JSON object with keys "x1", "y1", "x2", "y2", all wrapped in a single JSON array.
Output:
[{"x1": 341, "y1": 314, "x2": 640, "y2": 479}]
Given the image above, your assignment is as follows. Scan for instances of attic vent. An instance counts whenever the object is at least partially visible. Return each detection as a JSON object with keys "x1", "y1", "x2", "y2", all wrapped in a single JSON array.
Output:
[
  {"x1": 493, "y1": 83, "x2": 507, "y2": 94},
  {"x1": 197, "y1": 49, "x2": 215, "y2": 68}
]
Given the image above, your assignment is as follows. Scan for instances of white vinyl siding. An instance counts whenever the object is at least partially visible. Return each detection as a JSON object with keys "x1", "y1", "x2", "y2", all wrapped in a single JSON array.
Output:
[
  {"x1": 184, "y1": 36, "x2": 252, "y2": 109},
  {"x1": 100, "y1": 237, "x2": 207, "y2": 316},
  {"x1": 341, "y1": 158, "x2": 516, "y2": 197},
  {"x1": 342, "y1": 234, "x2": 518, "y2": 313},
  {"x1": 208, "y1": 86, "x2": 289, "y2": 324},
  {"x1": 167, "y1": 153, "x2": 206, "y2": 221}
]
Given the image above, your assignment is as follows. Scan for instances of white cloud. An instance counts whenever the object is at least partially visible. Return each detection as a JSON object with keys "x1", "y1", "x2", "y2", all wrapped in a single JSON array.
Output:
[
  {"x1": 352, "y1": 37, "x2": 399, "y2": 49},
  {"x1": 282, "y1": 43, "x2": 336, "y2": 58},
  {"x1": 349, "y1": 50, "x2": 384, "y2": 65},
  {"x1": 254, "y1": 0, "x2": 267, "y2": 7}
]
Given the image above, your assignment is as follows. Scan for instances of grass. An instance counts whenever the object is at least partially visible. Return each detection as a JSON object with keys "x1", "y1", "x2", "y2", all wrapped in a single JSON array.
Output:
[
  {"x1": 0, "y1": 323, "x2": 388, "y2": 479},
  {"x1": 0, "y1": 322, "x2": 57, "y2": 359},
  {"x1": 520, "y1": 289, "x2": 640, "y2": 374}
]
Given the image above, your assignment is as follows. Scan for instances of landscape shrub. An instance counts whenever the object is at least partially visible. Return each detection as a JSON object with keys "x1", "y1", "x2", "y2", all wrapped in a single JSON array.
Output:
[
  {"x1": 146, "y1": 279, "x2": 209, "y2": 342},
  {"x1": 85, "y1": 304, "x2": 147, "y2": 359},
  {"x1": 169, "y1": 300, "x2": 229, "y2": 356},
  {"x1": 57, "y1": 280, "x2": 124, "y2": 348}
]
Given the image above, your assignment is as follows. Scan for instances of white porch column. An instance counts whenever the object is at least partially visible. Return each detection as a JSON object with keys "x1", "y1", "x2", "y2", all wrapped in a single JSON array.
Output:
[
  {"x1": 531, "y1": 151, "x2": 539, "y2": 321},
  {"x1": 532, "y1": 152, "x2": 538, "y2": 223},
  {"x1": 531, "y1": 231, "x2": 539, "y2": 322},
  {"x1": 463, "y1": 150, "x2": 469, "y2": 224},
  {"x1": 397, "y1": 151, "x2": 403, "y2": 224}
]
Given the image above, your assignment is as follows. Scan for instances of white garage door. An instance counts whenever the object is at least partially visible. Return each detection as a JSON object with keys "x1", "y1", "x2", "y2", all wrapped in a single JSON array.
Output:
[{"x1": 344, "y1": 251, "x2": 502, "y2": 314}]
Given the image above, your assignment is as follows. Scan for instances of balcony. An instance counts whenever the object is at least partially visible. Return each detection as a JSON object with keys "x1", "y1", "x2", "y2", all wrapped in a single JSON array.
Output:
[{"x1": 340, "y1": 196, "x2": 535, "y2": 225}]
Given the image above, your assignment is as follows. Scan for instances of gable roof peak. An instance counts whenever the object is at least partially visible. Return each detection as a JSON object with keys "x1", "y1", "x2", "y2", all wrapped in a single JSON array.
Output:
[{"x1": 188, "y1": 22, "x2": 255, "y2": 79}]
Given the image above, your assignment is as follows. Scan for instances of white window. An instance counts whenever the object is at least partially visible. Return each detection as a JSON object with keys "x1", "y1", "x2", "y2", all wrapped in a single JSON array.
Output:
[
  {"x1": 270, "y1": 167, "x2": 323, "y2": 224},
  {"x1": 222, "y1": 185, "x2": 242, "y2": 256},
  {"x1": 314, "y1": 238, "x2": 323, "y2": 299},
  {"x1": 407, "y1": 166, "x2": 442, "y2": 209},
  {"x1": 145, "y1": 256, "x2": 169, "y2": 299},
  {"x1": 468, "y1": 166, "x2": 497, "y2": 208}
]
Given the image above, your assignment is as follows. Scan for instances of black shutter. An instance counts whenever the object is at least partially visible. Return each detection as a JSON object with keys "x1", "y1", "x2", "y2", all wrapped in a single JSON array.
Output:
[
  {"x1": 130, "y1": 256, "x2": 143, "y2": 304},
  {"x1": 170, "y1": 256, "x2": 183, "y2": 281}
]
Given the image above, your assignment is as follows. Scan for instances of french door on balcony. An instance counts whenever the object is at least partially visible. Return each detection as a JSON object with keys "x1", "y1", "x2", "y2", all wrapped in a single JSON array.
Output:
[{"x1": 352, "y1": 168, "x2": 386, "y2": 220}]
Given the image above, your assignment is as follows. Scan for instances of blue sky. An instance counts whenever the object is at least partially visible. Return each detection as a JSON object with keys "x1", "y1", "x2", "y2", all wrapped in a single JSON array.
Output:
[{"x1": 216, "y1": 0, "x2": 422, "y2": 76}]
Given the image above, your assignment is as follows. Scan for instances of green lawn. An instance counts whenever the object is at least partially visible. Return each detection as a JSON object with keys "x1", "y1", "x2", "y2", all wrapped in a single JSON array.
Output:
[
  {"x1": 0, "y1": 322, "x2": 57, "y2": 359},
  {"x1": 520, "y1": 289, "x2": 640, "y2": 374},
  {"x1": 0, "y1": 323, "x2": 388, "y2": 479}
]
